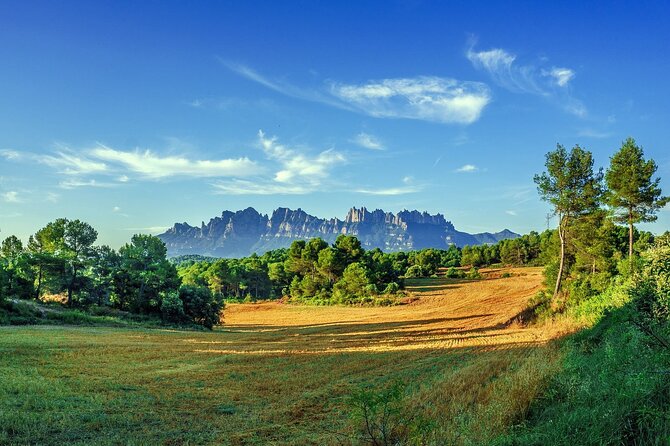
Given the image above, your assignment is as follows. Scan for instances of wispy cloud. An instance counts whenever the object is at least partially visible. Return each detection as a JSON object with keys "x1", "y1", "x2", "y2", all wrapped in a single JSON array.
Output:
[
  {"x1": 258, "y1": 130, "x2": 345, "y2": 184},
  {"x1": 467, "y1": 42, "x2": 585, "y2": 117},
  {"x1": 355, "y1": 186, "x2": 421, "y2": 196},
  {"x1": 223, "y1": 62, "x2": 491, "y2": 124},
  {"x1": 221, "y1": 61, "x2": 346, "y2": 109},
  {"x1": 352, "y1": 132, "x2": 385, "y2": 150},
  {"x1": 544, "y1": 67, "x2": 575, "y2": 87},
  {"x1": 505, "y1": 210, "x2": 518, "y2": 216},
  {"x1": 0, "y1": 149, "x2": 22, "y2": 160},
  {"x1": 124, "y1": 226, "x2": 170, "y2": 234},
  {"x1": 456, "y1": 164, "x2": 479, "y2": 173},
  {"x1": 211, "y1": 179, "x2": 309, "y2": 195},
  {"x1": 355, "y1": 175, "x2": 422, "y2": 196},
  {"x1": 578, "y1": 128, "x2": 612, "y2": 139},
  {"x1": 330, "y1": 77, "x2": 491, "y2": 124},
  {"x1": 2, "y1": 191, "x2": 21, "y2": 203},
  {"x1": 38, "y1": 150, "x2": 108, "y2": 175},
  {"x1": 90, "y1": 145, "x2": 258, "y2": 179},
  {"x1": 213, "y1": 131, "x2": 345, "y2": 195},
  {"x1": 46, "y1": 192, "x2": 60, "y2": 203},
  {"x1": 59, "y1": 178, "x2": 118, "y2": 189}
]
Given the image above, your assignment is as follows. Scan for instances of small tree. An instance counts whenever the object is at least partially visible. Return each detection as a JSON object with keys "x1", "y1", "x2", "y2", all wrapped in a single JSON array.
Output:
[
  {"x1": 605, "y1": 137, "x2": 669, "y2": 259},
  {"x1": 534, "y1": 144, "x2": 603, "y2": 298}
]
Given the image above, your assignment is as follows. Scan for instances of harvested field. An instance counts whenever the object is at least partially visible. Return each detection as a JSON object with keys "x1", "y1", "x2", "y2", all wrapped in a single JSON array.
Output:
[{"x1": 0, "y1": 267, "x2": 569, "y2": 445}]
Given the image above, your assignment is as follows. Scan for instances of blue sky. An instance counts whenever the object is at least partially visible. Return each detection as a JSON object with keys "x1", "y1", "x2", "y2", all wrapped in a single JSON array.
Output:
[{"x1": 1, "y1": 1, "x2": 669, "y2": 247}]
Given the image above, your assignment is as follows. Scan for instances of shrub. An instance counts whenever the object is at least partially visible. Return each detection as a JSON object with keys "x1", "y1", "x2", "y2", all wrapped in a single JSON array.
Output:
[
  {"x1": 178, "y1": 285, "x2": 224, "y2": 329},
  {"x1": 383, "y1": 282, "x2": 400, "y2": 294},
  {"x1": 161, "y1": 291, "x2": 186, "y2": 324},
  {"x1": 404, "y1": 265, "x2": 426, "y2": 278},
  {"x1": 364, "y1": 283, "x2": 379, "y2": 296},
  {"x1": 0, "y1": 300, "x2": 42, "y2": 325},
  {"x1": 632, "y1": 237, "x2": 670, "y2": 322},
  {"x1": 445, "y1": 267, "x2": 465, "y2": 279},
  {"x1": 466, "y1": 267, "x2": 482, "y2": 279},
  {"x1": 347, "y1": 381, "x2": 430, "y2": 445}
]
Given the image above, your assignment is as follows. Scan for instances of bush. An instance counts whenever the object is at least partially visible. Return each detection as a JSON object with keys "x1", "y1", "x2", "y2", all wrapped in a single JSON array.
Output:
[
  {"x1": 466, "y1": 267, "x2": 482, "y2": 279},
  {"x1": 364, "y1": 283, "x2": 379, "y2": 296},
  {"x1": 347, "y1": 381, "x2": 430, "y2": 445},
  {"x1": 0, "y1": 300, "x2": 42, "y2": 325},
  {"x1": 632, "y1": 237, "x2": 670, "y2": 322},
  {"x1": 445, "y1": 267, "x2": 465, "y2": 279},
  {"x1": 404, "y1": 265, "x2": 426, "y2": 278},
  {"x1": 161, "y1": 291, "x2": 186, "y2": 323},
  {"x1": 383, "y1": 282, "x2": 400, "y2": 294},
  {"x1": 178, "y1": 285, "x2": 224, "y2": 329}
]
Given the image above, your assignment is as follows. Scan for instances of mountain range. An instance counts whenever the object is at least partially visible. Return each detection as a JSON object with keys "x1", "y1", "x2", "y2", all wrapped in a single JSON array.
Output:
[{"x1": 158, "y1": 207, "x2": 519, "y2": 258}]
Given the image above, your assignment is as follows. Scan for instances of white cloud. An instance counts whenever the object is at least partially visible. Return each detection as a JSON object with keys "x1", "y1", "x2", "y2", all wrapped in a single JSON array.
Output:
[
  {"x1": 89, "y1": 145, "x2": 258, "y2": 179},
  {"x1": 467, "y1": 43, "x2": 585, "y2": 117},
  {"x1": 212, "y1": 131, "x2": 346, "y2": 195},
  {"x1": 211, "y1": 179, "x2": 310, "y2": 195},
  {"x1": 0, "y1": 149, "x2": 22, "y2": 160},
  {"x1": 331, "y1": 76, "x2": 491, "y2": 124},
  {"x1": 456, "y1": 164, "x2": 479, "y2": 173},
  {"x1": 112, "y1": 206, "x2": 121, "y2": 212},
  {"x1": 467, "y1": 48, "x2": 517, "y2": 82},
  {"x1": 353, "y1": 132, "x2": 384, "y2": 150},
  {"x1": 118, "y1": 175, "x2": 130, "y2": 182},
  {"x1": 59, "y1": 178, "x2": 117, "y2": 189},
  {"x1": 222, "y1": 61, "x2": 347, "y2": 109},
  {"x1": 258, "y1": 131, "x2": 345, "y2": 185},
  {"x1": 2, "y1": 191, "x2": 20, "y2": 202},
  {"x1": 38, "y1": 151, "x2": 108, "y2": 175},
  {"x1": 355, "y1": 186, "x2": 421, "y2": 196},
  {"x1": 545, "y1": 67, "x2": 575, "y2": 87},
  {"x1": 124, "y1": 226, "x2": 170, "y2": 234},
  {"x1": 224, "y1": 62, "x2": 490, "y2": 125},
  {"x1": 505, "y1": 210, "x2": 518, "y2": 216}
]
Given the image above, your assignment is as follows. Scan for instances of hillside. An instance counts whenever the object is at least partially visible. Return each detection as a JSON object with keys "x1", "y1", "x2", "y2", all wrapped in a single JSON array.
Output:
[{"x1": 158, "y1": 206, "x2": 519, "y2": 257}]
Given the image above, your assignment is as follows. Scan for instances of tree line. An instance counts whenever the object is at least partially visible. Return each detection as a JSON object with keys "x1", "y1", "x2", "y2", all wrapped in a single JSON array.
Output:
[
  {"x1": 0, "y1": 219, "x2": 222, "y2": 328},
  {"x1": 534, "y1": 137, "x2": 667, "y2": 307}
]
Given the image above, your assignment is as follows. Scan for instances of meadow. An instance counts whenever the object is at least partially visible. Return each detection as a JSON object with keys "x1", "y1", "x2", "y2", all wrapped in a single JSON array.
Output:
[{"x1": 0, "y1": 267, "x2": 571, "y2": 445}]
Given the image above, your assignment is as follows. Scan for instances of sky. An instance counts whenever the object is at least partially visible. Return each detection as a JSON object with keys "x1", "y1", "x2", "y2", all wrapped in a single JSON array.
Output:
[{"x1": 1, "y1": 0, "x2": 669, "y2": 248}]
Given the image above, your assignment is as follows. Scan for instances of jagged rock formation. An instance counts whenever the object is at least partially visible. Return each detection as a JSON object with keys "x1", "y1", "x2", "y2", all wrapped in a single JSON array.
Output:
[{"x1": 158, "y1": 207, "x2": 519, "y2": 257}]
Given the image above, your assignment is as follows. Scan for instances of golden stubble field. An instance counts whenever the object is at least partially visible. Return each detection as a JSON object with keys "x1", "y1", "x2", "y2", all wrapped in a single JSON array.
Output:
[{"x1": 0, "y1": 267, "x2": 569, "y2": 445}]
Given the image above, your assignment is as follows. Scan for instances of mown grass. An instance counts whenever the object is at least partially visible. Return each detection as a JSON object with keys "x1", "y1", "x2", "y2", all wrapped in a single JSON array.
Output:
[{"x1": 0, "y1": 268, "x2": 567, "y2": 445}]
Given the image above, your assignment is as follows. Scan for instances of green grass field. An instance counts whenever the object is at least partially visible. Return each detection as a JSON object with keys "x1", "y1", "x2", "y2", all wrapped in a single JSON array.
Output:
[{"x1": 0, "y1": 268, "x2": 566, "y2": 445}]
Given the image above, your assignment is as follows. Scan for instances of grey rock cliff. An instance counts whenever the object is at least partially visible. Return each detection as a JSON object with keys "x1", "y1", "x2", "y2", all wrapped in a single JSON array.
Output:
[{"x1": 158, "y1": 207, "x2": 519, "y2": 257}]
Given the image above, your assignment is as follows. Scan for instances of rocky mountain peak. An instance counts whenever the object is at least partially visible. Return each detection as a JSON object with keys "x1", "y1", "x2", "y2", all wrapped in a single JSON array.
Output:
[{"x1": 158, "y1": 206, "x2": 518, "y2": 257}]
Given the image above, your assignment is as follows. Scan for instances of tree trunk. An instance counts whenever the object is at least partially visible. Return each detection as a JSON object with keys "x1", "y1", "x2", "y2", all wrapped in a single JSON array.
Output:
[
  {"x1": 628, "y1": 208, "x2": 634, "y2": 259},
  {"x1": 35, "y1": 265, "x2": 43, "y2": 301},
  {"x1": 553, "y1": 217, "x2": 566, "y2": 299}
]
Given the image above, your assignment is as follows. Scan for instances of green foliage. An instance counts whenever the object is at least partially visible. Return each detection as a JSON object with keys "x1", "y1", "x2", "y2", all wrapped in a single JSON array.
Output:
[
  {"x1": 383, "y1": 282, "x2": 400, "y2": 294},
  {"x1": 160, "y1": 291, "x2": 186, "y2": 323},
  {"x1": 445, "y1": 267, "x2": 465, "y2": 279},
  {"x1": 497, "y1": 301, "x2": 670, "y2": 445},
  {"x1": 347, "y1": 381, "x2": 430, "y2": 445},
  {"x1": 632, "y1": 234, "x2": 670, "y2": 322},
  {"x1": 333, "y1": 263, "x2": 371, "y2": 303},
  {"x1": 465, "y1": 267, "x2": 482, "y2": 279},
  {"x1": 178, "y1": 285, "x2": 223, "y2": 329},
  {"x1": 0, "y1": 299, "x2": 42, "y2": 325},
  {"x1": 404, "y1": 264, "x2": 427, "y2": 278},
  {"x1": 606, "y1": 137, "x2": 670, "y2": 257},
  {"x1": 534, "y1": 144, "x2": 604, "y2": 297}
]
